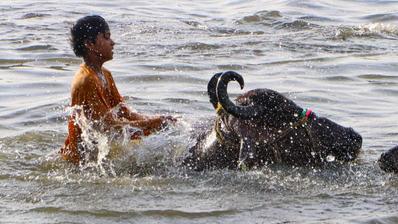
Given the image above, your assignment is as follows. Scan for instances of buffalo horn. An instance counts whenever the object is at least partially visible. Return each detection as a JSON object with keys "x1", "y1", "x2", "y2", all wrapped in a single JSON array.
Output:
[{"x1": 216, "y1": 71, "x2": 263, "y2": 119}]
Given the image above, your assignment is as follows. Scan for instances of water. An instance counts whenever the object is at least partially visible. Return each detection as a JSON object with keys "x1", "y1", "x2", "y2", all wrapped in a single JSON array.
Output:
[{"x1": 1, "y1": 0, "x2": 398, "y2": 223}]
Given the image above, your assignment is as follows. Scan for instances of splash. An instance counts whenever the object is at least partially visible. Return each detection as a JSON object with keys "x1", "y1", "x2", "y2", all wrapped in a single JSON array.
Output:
[
  {"x1": 67, "y1": 104, "x2": 191, "y2": 176},
  {"x1": 70, "y1": 105, "x2": 113, "y2": 175}
]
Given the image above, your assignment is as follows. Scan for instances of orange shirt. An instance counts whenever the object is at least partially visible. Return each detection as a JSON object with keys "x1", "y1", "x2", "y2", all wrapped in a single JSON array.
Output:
[{"x1": 60, "y1": 64, "x2": 123, "y2": 164}]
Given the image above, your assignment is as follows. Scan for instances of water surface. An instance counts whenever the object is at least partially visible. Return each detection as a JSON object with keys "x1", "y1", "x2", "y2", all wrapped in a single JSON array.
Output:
[{"x1": 1, "y1": 0, "x2": 398, "y2": 223}]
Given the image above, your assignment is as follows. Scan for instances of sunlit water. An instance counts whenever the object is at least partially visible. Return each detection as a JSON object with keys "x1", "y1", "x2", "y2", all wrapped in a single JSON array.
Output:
[{"x1": 1, "y1": 0, "x2": 398, "y2": 223}]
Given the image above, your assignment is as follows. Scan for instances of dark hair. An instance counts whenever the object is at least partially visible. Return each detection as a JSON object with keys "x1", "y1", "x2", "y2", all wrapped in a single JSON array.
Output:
[{"x1": 70, "y1": 15, "x2": 109, "y2": 57}]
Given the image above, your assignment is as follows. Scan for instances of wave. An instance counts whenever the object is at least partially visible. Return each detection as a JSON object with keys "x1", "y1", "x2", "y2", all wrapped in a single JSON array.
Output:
[
  {"x1": 280, "y1": 41, "x2": 382, "y2": 54},
  {"x1": 358, "y1": 74, "x2": 398, "y2": 80},
  {"x1": 118, "y1": 73, "x2": 207, "y2": 83},
  {"x1": 29, "y1": 206, "x2": 237, "y2": 218},
  {"x1": 361, "y1": 12, "x2": 398, "y2": 22},
  {"x1": 273, "y1": 19, "x2": 319, "y2": 30},
  {"x1": 20, "y1": 13, "x2": 50, "y2": 19},
  {"x1": 17, "y1": 44, "x2": 57, "y2": 51},
  {"x1": 236, "y1": 10, "x2": 319, "y2": 30},
  {"x1": 235, "y1": 10, "x2": 282, "y2": 25},
  {"x1": 177, "y1": 42, "x2": 221, "y2": 51},
  {"x1": 335, "y1": 23, "x2": 398, "y2": 40}
]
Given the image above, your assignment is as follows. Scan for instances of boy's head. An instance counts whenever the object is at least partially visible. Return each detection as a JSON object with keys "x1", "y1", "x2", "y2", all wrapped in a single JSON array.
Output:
[{"x1": 70, "y1": 15, "x2": 110, "y2": 57}]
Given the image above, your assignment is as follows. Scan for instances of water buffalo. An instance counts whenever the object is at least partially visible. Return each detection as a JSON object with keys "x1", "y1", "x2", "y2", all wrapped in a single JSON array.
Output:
[
  {"x1": 379, "y1": 146, "x2": 398, "y2": 173},
  {"x1": 183, "y1": 71, "x2": 362, "y2": 171}
]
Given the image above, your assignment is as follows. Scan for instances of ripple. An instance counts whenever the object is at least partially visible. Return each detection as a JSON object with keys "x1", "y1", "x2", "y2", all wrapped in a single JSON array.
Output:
[
  {"x1": 358, "y1": 74, "x2": 398, "y2": 80},
  {"x1": 280, "y1": 42, "x2": 383, "y2": 54},
  {"x1": 0, "y1": 59, "x2": 33, "y2": 65},
  {"x1": 335, "y1": 23, "x2": 398, "y2": 40},
  {"x1": 118, "y1": 74, "x2": 206, "y2": 84},
  {"x1": 217, "y1": 64, "x2": 250, "y2": 71},
  {"x1": 177, "y1": 42, "x2": 221, "y2": 51},
  {"x1": 274, "y1": 20, "x2": 319, "y2": 30},
  {"x1": 0, "y1": 57, "x2": 80, "y2": 68},
  {"x1": 298, "y1": 15, "x2": 337, "y2": 22},
  {"x1": 210, "y1": 27, "x2": 263, "y2": 36},
  {"x1": 17, "y1": 45, "x2": 57, "y2": 51},
  {"x1": 0, "y1": 82, "x2": 65, "y2": 93},
  {"x1": 372, "y1": 89, "x2": 398, "y2": 96},
  {"x1": 235, "y1": 10, "x2": 282, "y2": 25},
  {"x1": 0, "y1": 101, "x2": 65, "y2": 128},
  {"x1": 323, "y1": 76, "x2": 356, "y2": 82},
  {"x1": 134, "y1": 62, "x2": 211, "y2": 71},
  {"x1": 30, "y1": 206, "x2": 238, "y2": 218},
  {"x1": 361, "y1": 12, "x2": 398, "y2": 22},
  {"x1": 235, "y1": 10, "x2": 320, "y2": 31},
  {"x1": 182, "y1": 20, "x2": 207, "y2": 29},
  {"x1": 359, "y1": 216, "x2": 398, "y2": 224},
  {"x1": 20, "y1": 13, "x2": 50, "y2": 19},
  {"x1": 162, "y1": 98, "x2": 197, "y2": 104}
]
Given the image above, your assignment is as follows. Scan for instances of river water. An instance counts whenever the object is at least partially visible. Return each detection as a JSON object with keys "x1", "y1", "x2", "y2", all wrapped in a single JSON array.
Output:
[{"x1": 1, "y1": 0, "x2": 398, "y2": 223}]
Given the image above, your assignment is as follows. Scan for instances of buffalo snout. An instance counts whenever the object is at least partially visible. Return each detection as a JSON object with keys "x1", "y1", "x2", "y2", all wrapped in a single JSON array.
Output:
[{"x1": 379, "y1": 146, "x2": 398, "y2": 173}]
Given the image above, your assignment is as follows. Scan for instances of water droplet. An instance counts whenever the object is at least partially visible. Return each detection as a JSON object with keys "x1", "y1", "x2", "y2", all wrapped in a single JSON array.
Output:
[{"x1": 326, "y1": 155, "x2": 335, "y2": 162}]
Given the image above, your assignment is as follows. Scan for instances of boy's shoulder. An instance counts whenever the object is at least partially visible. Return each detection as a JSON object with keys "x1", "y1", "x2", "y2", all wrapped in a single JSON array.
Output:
[
  {"x1": 101, "y1": 66, "x2": 115, "y2": 81},
  {"x1": 102, "y1": 66, "x2": 113, "y2": 78},
  {"x1": 102, "y1": 66, "x2": 111, "y2": 74},
  {"x1": 71, "y1": 64, "x2": 96, "y2": 88}
]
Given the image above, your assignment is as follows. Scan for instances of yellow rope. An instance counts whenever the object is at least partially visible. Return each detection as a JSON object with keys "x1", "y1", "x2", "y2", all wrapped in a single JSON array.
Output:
[
  {"x1": 131, "y1": 139, "x2": 142, "y2": 144},
  {"x1": 214, "y1": 102, "x2": 225, "y2": 143},
  {"x1": 215, "y1": 102, "x2": 223, "y2": 115},
  {"x1": 214, "y1": 116, "x2": 224, "y2": 143}
]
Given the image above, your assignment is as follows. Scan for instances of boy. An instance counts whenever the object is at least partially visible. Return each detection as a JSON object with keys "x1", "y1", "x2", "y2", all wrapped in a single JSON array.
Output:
[{"x1": 61, "y1": 15, "x2": 175, "y2": 165}]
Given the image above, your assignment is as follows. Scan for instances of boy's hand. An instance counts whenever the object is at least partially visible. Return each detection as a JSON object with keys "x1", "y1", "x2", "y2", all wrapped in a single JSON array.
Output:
[{"x1": 160, "y1": 115, "x2": 178, "y2": 127}]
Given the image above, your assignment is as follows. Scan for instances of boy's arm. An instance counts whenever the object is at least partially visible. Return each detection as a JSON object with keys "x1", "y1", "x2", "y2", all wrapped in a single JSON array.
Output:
[
  {"x1": 104, "y1": 70, "x2": 150, "y2": 121},
  {"x1": 117, "y1": 103, "x2": 149, "y2": 120},
  {"x1": 116, "y1": 103, "x2": 176, "y2": 134},
  {"x1": 104, "y1": 69, "x2": 176, "y2": 132}
]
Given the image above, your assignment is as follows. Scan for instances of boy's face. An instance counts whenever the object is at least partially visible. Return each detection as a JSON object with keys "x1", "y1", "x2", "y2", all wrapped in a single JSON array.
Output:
[{"x1": 87, "y1": 30, "x2": 115, "y2": 62}]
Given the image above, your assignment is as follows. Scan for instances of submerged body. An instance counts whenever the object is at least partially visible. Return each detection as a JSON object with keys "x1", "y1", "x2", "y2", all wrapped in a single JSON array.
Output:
[{"x1": 184, "y1": 71, "x2": 362, "y2": 171}]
